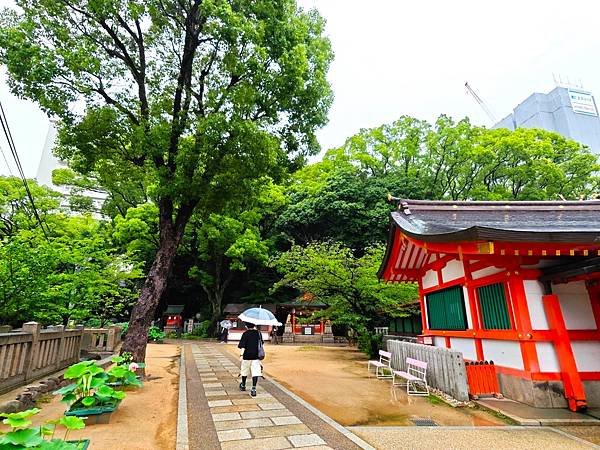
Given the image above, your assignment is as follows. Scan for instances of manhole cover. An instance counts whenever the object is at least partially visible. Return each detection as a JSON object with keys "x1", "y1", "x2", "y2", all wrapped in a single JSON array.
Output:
[{"x1": 411, "y1": 418, "x2": 438, "y2": 426}]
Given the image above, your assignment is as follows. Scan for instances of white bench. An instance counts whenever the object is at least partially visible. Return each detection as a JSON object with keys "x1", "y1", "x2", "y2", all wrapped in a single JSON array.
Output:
[
  {"x1": 367, "y1": 350, "x2": 392, "y2": 379},
  {"x1": 392, "y1": 357, "x2": 429, "y2": 396}
]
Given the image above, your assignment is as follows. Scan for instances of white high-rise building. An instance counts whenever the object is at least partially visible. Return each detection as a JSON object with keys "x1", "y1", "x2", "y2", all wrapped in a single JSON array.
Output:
[
  {"x1": 36, "y1": 120, "x2": 107, "y2": 214},
  {"x1": 494, "y1": 86, "x2": 600, "y2": 155}
]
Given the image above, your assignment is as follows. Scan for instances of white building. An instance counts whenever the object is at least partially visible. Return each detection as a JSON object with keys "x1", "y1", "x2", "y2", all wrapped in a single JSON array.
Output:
[{"x1": 36, "y1": 120, "x2": 107, "y2": 214}]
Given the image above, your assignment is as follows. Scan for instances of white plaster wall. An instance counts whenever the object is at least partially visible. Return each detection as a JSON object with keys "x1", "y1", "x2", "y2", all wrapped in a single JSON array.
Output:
[
  {"x1": 481, "y1": 339, "x2": 524, "y2": 369},
  {"x1": 525, "y1": 280, "x2": 549, "y2": 330},
  {"x1": 433, "y1": 336, "x2": 446, "y2": 348},
  {"x1": 553, "y1": 281, "x2": 597, "y2": 330},
  {"x1": 422, "y1": 269, "x2": 438, "y2": 289},
  {"x1": 471, "y1": 266, "x2": 504, "y2": 280},
  {"x1": 572, "y1": 342, "x2": 600, "y2": 371},
  {"x1": 442, "y1": 259, "x2": 465, "y2": 283},
  {"x1": 536, "y1": 342, "x2": 560, "y2": 372},
  {"x1": 462, "y1": 286, "x2": 473, "y2": 329},
  {"x1": 450, "y1": 338, "x2": 477, "y2": 361}
]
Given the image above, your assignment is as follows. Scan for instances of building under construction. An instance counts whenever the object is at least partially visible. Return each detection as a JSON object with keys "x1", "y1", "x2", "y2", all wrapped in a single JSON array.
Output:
[{"x1": 493, "y1": 86, "x2": 600, "y2": 155}]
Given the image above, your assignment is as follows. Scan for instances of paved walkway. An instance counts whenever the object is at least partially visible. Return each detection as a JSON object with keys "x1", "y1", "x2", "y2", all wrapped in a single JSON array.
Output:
[
  {"x1": 176, "y1": 342, "x2": 599, "y2": 450},
  {"x1": 178, "y1": 342, "x2": 370, "y2": 450}
]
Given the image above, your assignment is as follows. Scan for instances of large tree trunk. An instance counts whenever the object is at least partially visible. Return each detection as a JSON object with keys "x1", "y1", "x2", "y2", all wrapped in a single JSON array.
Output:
[
  {"x1": 207, "y1": 291, "x2": 224, "y2": 338},
  {"x1": 121, "y1": 234, "x2": 178, "y2": 362},
  {"x1": 122, "y1": 200, "x2": 194, "y2": 363}
]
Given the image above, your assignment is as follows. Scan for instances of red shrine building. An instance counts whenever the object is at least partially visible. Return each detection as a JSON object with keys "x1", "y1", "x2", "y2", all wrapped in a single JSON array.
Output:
[{"x1": 378, "y1": 199, "x2": 600, "y2": 411}]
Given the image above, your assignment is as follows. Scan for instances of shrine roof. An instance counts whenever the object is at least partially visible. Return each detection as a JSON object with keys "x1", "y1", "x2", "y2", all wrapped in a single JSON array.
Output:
[
  {"x1": 223, "y1": 303, "x2": 277, "y2": 314},
  {"x1": 163, "y1": 304, "x2": 184, "y2": 315},
  {"x1": 389, "y1": 199, "x2": 600, "y2": 243}
]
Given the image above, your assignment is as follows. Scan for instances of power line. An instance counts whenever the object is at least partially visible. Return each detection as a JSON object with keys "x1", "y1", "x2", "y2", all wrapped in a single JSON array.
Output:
[
  {"x1": 0, "y1": 142, "x2": 13, "y2": 176},
  {"x1": 0, "y1": 99, "x2": 50, "y2": 239}
]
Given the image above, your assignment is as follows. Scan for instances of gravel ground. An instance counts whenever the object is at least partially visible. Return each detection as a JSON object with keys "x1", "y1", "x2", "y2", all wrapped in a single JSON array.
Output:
[
  {"x1": 556, "y1": 426, "x2": 600, "y2": 446},
  {"x1": 349, "y1": 426, "x2": 599, "y2": 450}
]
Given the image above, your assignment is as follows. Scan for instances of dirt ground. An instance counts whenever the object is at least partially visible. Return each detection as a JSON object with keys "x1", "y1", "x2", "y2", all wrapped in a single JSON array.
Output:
[
  {"x1": 224, "y1": 343, "x2": 505, "y2": 427},
  {"x1": 30, "y1": 343, "x2": 180, "y2": 450}
]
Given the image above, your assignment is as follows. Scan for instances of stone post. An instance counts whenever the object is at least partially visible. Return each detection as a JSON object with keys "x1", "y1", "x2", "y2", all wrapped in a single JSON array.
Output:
[
  {"x1": 54, "y1": 325, "x2": 65, "y2": 369},
  {"x1": 80, "y1": 329, "x2": 92, "y2": 353},
  {"x1": 323, "y1": 320, "x2": 334, "y2": 344},
  {"x1": 22, "y1": 322, "x2": 41, "y2": 381},
  {"x1": 282, "y1": 316, "x2": 294, "y2": 343},
  {"x1": 106, "y1": 326, "x2": 119, "y2": 352}
]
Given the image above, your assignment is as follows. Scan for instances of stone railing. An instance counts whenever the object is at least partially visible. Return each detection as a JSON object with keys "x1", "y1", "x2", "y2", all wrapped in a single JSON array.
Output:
[
  {"x1": 0, "y1": 323, "x2": 122, "y2": 395},
  {"x1": 80, "y1": 326, "x2": 122, "y2": 353},
  {"x1": 0, "y1": 322, "x2": 83, "y2": 395}
]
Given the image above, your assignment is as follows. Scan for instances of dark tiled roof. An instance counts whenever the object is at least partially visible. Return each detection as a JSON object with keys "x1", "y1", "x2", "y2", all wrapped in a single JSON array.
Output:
[
  {"x1": 223, "y1": 303, "x2": 277, "y2": 314},
  {"x1": 390, "y1": 199, "x2": 600, "y2": 243},
  {"x1": 164, "y1": 304, "x2": 184, "y2": 314}
]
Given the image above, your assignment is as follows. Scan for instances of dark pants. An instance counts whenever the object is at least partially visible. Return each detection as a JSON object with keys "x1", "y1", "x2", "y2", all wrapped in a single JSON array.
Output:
[{"x1": 220, "y1": 329, "x2": 228, "y2": 342}]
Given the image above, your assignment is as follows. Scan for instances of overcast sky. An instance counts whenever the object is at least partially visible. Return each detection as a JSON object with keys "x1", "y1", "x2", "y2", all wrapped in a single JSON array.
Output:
[{"x1": 2, "y1": 0, "x2": 600, "y2": 177}]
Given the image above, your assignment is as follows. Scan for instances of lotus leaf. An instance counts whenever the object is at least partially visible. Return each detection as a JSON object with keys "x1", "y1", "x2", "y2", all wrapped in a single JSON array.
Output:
[{"x1": 57, "y1": 416, "x2": 85, "y2": 431}]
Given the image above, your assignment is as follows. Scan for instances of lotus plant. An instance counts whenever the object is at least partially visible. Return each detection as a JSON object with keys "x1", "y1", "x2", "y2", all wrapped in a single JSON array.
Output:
[
  {"x1": 54, "y1": 361, "x2": 125, "y2": 409},
  {"x1": 0, "y1": 408, "x2": 87, "y2": 449}
]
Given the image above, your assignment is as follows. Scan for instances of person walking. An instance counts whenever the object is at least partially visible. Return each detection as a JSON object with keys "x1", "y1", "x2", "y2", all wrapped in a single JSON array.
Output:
[
  {"x1": 219, "y1": 319, "x2": 232, "y2": 343},
  {"x1": 238, "y1": 322, "x2": 263, "y2": 397}
]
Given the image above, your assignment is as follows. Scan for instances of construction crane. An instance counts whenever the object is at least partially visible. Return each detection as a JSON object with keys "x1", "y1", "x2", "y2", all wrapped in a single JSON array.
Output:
[{"x1": 464, "y1": 82, "x2": 497, "y2": 124}]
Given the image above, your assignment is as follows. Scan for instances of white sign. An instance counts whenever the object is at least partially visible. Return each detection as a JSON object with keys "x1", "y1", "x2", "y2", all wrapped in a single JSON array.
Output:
[{"x1": 568, "y1": 89, "x2": 598, "y2": 116}]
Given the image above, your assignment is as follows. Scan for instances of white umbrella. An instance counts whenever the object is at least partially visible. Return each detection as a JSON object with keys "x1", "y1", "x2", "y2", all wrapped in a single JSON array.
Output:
[
  {"x1": 219, "y1": 319, "x2": 232, "y2": 329},
  {"x1": 238, "y1": 307, "x2": 282, "y2": 326}
]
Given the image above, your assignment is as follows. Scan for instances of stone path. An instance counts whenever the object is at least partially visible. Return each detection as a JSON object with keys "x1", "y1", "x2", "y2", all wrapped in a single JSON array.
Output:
[{"x1": 179, "y1": 342, "x2": 369, "y2": 450}]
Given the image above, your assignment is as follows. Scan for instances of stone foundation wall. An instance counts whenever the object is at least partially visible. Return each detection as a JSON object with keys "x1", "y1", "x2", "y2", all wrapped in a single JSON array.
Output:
[
  {"x1": 498, "y1": 373, "x2": 600, "y2": 408},
  {"x1": 583, "y1": 381, "x2": 600, "y2": 407}
]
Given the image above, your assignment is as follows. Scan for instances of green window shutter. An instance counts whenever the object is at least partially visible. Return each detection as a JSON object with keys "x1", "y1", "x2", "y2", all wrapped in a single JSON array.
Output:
[
  {"x1": 478, "y1": 283, "x2": 511, "y2": 330},
  {"x1": 413, "y1": 316, "x2": 423, "y2": 334},
  {"x1": 426, "y1": 286, "x2": 467, "y2": 330}
]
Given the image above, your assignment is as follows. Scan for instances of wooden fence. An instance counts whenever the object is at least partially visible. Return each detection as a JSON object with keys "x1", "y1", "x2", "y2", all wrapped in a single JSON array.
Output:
[
  {"x1": 387, "y1": 339, "x2": 469, "y2": 402},
  {"x1": 0, "y1": 322, "x2": 122, "y2": 394}
]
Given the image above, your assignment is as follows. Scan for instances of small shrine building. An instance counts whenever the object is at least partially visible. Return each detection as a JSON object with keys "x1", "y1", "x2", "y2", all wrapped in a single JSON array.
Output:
[
  {"x1": 277, "y1": 296, "x2": 334, "y2": 344},
  {"x1": 378, "y1": 199, "x2": 600, "y2": 411}
]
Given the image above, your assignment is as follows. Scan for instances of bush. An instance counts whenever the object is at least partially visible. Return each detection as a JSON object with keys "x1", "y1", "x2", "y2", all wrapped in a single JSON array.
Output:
[
  {"x1": 191, "y1": 320, "x2": 211, "y2": 337},
  {"x1": 115, "y1": 322, "x2": 129, "y2": 338},
  {"x1": 84, "y1": 318, "x2": 102, "y2": 328},
  {"x1": 148, "y1": 326, "x2": 165, "y2": 342},
  {"x1": 357, "y1": 331, "x2": 383, "y2": 359}
]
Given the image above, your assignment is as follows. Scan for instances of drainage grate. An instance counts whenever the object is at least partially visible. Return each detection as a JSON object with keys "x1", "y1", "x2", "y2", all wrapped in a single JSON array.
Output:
[{"x1": 411, "y1": 418, "x2": 438, "y2": 426}]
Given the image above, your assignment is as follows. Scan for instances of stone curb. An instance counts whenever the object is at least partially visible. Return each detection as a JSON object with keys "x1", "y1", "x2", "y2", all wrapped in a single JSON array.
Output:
[
  {"x1": 176, "y1": 349, "x2": 189, "y2": 450},
  {"x1": 474, "y1": 400, "x2": 600, "y2": 426},
  {"x1": 264, "y1": 374, "x2": 376, "y2": 450}
]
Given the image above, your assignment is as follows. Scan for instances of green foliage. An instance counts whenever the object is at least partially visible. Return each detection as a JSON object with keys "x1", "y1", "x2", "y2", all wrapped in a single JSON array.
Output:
[
  {"x1": 357, "y1": 331, "x2": 383, "y2": 359},
  {"x1": 190, "y1": 320, "x2": 211, "y2": 338},
  {"x1": 147, "y1": 326, "x2": 165, "y2": 342},
  {"x1": 0, "y1": 408, "x2": 86, "y2": 449},
  {"x1": 55, "y1": 361, "x2": 126, "y2": 408},
  {"x1": 0, "y1": 177, "x2": 143, "y2": 327},
  {"x1": 106, "y1": 366, "x2": 142, "y2": 388},
  {"x1": 272, "y1": 243, "x2": 419, "y2": 333},
  {"x1": 115, "y1": 323, "x2": 129, "y2": 338},
  {"x1": 0, "y1": 0, "x2": 334, "y2": 361},
  {"x1": 328, "y1": 115, "x2": 599, "y2": 202}
]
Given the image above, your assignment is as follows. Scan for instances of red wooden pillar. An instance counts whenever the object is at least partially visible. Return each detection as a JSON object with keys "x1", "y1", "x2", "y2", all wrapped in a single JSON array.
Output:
[
  {"x1": 542, "y1": 293, "x2": 587, "y2": 411},
  {"x1": 291, "y1": 310, "x2": 296, "y2": 334},
  {"x1": 507, "y1": 274, "x2": 540, "y2": 374},
  {"x1": 320, "y1": 318, "x2": 324, "y2": 335}
]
